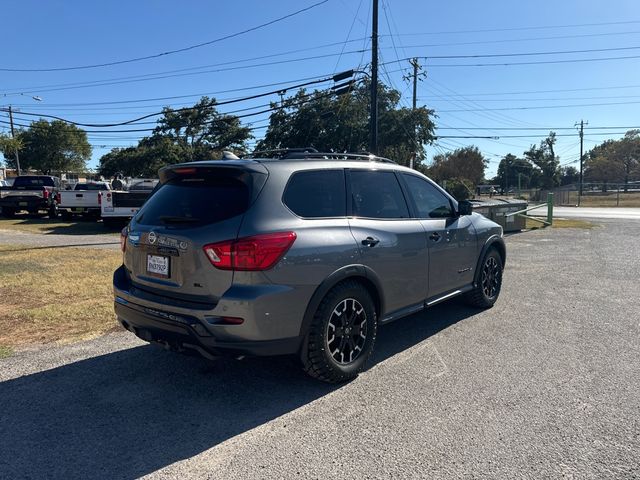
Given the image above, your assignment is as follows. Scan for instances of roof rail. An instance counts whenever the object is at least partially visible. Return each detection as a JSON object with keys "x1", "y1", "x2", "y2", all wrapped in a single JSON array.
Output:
[{"x1": 246, "y1": 148, "x2": 396, "y2": 164}]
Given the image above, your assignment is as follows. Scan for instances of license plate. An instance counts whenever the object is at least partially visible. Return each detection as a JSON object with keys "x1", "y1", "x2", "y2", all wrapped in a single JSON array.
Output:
[
  {"x1": 19, "y1": 202, "x2": 28, "y2": 206},
  {"x1": 147, "y1": 254, "x2": 170, "y2": 277}
]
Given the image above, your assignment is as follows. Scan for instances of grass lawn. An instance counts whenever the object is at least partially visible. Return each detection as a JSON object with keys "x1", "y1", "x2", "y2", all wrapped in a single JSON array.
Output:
[
  {"x1": 0, "y1": 217, "x2": 119, "y2": 235},
  {"x1": 0, "y1": 245, "x2": 123, "y2": 355},
  {"x1": 525, "y1": 218, "x2": 595, "y2": 230}
]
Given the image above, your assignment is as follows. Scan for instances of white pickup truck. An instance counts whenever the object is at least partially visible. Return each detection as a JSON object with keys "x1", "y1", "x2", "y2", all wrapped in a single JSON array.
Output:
[
  {"x1": 57, "y1": 182, "x2": 111, "y2": 219},
  {"x1": 100, "y1": 179, "x2": 159, "y2": 227}
]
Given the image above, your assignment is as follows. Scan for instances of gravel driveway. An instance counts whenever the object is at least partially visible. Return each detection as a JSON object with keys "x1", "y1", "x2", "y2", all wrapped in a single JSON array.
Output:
[
  {"x1": 0, "y1": 228, "x2": 120, "y2": 250},
  {"x1": 1, "y1": 219, "x2": 639, "y2": 479}
]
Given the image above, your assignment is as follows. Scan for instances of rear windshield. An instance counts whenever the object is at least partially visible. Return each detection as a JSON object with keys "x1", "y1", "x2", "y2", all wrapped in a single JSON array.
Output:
[
  {"x1": 135, "y1": 175, "x2": 249, "y2": 227},
  {"x1": 75, "y1": 183, "x2": 109, "y2": 191},
  {"x1": 13, "y1": 176, "x2": 54, "y2": 187}
]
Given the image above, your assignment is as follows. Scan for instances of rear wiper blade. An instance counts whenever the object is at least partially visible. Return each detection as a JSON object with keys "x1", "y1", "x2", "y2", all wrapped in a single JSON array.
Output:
[{"x1": 158, "y1": 215, "x2": 200, "y2": 224}]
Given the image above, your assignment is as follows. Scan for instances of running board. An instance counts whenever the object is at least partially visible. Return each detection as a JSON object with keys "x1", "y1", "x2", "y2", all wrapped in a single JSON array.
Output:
[{"x1": 426, "y1": 289, "x2": 463, "y2": 307}]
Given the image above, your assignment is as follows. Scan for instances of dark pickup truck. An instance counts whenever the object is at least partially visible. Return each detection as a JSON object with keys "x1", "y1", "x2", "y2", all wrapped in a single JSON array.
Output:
[{"x1": 0, "y1": 175, "x2": 60, "y2": 218}]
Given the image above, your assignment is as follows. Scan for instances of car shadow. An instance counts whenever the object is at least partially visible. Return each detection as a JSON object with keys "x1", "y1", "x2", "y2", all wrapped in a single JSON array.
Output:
[
  {"x1": 1, "y1": 215, "x2": 115, "y2": 236},
  {"x1": 0, "y1": 301, "x2": 477, "y2": 479}
]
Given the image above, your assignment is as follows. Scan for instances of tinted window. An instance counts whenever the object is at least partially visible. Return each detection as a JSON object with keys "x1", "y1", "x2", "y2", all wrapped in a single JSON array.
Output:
[
  {"x1": 135, "y1": 175, "x2": 249, "y2": 227},
  {"x1": 350, "y1": 170, "x2": 409, "y2": 219},
  {"x1": 283, "y1": 170, "x2": 346, "y2": 218},
  {"x1": 75, "y1": 183, "x2": 109, "y2": 191},
  {"x1": 13, "y1": 176, "x2": 54, "y2": 187},
  {"x1": 402, "y1": 174, "x2": 453, "y2": 218}
]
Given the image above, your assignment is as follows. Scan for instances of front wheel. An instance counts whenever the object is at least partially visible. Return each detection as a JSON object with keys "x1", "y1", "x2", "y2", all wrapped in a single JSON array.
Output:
[
  {"x1": 464, "y1": 248, "x2": 503, "y2": 308},
  {"x1": 301, "y1": 281, "x2": 377, "y2": 383}
]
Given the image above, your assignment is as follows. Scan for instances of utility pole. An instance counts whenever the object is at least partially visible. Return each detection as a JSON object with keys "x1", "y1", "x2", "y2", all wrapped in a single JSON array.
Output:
[
  {"x1": 409, "y1": 58, "x2": 419, "y2": 169},
  {"x1": 8, "y1": 106, "x2": 21, "y2": 176},
  {"x1": 575, "y1": 119, "x2": 588, "y2": 205},
  {"x1": 369, "y1": 0, "x2": 379, "y2": 154}
]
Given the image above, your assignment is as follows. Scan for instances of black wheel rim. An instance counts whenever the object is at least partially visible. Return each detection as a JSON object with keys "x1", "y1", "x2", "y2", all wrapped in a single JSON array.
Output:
[
  {"x1": 482, "y1": 256, "x2": 501, "y2": 299},
  {"x1": 326, "y1": 298, "x2": 368, "y2": 365}
]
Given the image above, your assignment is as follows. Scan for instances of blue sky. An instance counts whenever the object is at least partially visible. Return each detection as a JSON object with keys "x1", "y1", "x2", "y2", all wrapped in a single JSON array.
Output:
[{"x1": 1, "y1": 0, "x2": 639, "y2": 177}]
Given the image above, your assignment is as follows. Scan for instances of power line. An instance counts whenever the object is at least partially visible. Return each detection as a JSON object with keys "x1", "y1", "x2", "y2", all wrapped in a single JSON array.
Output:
[
  {"x1": 395, "y1": 54, "x2": 640, "y2": 68},
  {"x1": 392, "y1": 19, "x2": 640, "y2": 36},
  {"x1": 0, "y1": 1, "x2": 330, "y2": 72},
  {"x1": 0, "y1": 71, "x2": 358, "y2": 128}
]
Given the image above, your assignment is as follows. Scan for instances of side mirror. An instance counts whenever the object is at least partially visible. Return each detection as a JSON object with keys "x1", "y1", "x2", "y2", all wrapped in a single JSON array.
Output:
[{"x1": 458, "y1": 200, "x2": 473, "y2": 216}]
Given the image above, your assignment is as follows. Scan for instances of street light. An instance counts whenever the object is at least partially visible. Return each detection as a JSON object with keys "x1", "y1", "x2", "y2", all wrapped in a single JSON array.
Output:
[{"x1": 1, "y1": 93, "x2": 43, "y2": 175}]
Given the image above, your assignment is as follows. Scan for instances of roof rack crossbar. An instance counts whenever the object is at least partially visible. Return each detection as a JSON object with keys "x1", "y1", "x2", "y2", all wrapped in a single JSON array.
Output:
[{"x1": 246, "y1": 148, "x2": 396, "y2": 164}]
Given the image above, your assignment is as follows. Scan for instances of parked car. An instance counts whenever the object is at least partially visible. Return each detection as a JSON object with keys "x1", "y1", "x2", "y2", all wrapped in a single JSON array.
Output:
[
  {"x1": 100, "y1": 179, "x2": 159, "y2": 227},
  {"x1": 57, "y1": 181, "x2": 111, "y2": 219},
  {"x1": 0, "y1": 175, "x2": 60, "y2": 218},
  {"x1": 113, "y1": 151, "x2": 505, "y2": 382}
]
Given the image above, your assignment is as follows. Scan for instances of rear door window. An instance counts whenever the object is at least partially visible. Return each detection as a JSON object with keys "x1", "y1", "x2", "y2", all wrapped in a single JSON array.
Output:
[
  {"x1": 349, "y1": 170, "x2": 410, "y2": 219},
  {"x1": 135, "y1": 174, "x2": 249, "y2": 227},
  {"x1": 283, "y1": 169, "x2": 346, "y2": 218}
]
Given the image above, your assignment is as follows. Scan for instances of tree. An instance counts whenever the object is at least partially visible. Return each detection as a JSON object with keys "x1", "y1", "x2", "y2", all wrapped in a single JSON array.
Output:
[
  {"x1": 0, "y1": 133, "x2": 23, "y2": 167},
  {"x1": 256, "y1": 81, "x2": 435, "y2": 167},
  {"x1": 524, "y1": 132, "x2": 560, "y2": 190},
  {"x1": 585, "y1": 130, "x2": 640, "y2": 190},
  {"x1": 98, "y1": 97, "x2": 252, "y2": 178},
  {"x1": 559, "y1": 166, "x2": 580, "y2": 186},
  {"x1": 153, "y1": 96, "x2": 252, "y2": 160},
  {"x1": 494, "y1": 154, "x2": 535, "y2": 191},
  {"x1": 427, "y1": 146, "x2": 487, "y2": 188},
  {"x1": 1, "y1": 120, "x2": 91, "y2": 174}
]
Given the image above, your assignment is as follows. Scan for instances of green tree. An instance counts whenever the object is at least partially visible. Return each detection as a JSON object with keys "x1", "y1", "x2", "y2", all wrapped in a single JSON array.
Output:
[
  {"x1": 154, "y1": 96, "x2": 252, "y2": 161},
  {"x1": 585, "y1": 131, "x2": 640, "y2": 190},
  {"x1": 524, "y1": 132, "x2": 560, "y2": 189},
  {"x1": 0, "y1": 133, "x2": 23, "y2": 167},
  {"x1": 98, "y1": 97, "x2": 252, "y2": 177},
  {"x1": 427, "y1": 146, "x2": 487, "y2": 189},
  {"x1": 494, "y1": 154, "x2": 534, "y2": 191},
  {"x1": 257, "y1": 81, "x2": 435, "y2": 167},
  {"x1": 1, "y1": 120, "x2": 91, "y2": 174}
]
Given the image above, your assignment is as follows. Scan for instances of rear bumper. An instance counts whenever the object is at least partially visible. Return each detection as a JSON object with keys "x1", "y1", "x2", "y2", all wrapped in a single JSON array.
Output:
[
  {"x1": 113, "y1": 265, "x2": 307, "y2": 357},
  {"x1": 0, "y1": 196, "x2": 48, "y2": 210},
  {"x1": 114, "y1": 300, "x2": 301, "y2": 357}
]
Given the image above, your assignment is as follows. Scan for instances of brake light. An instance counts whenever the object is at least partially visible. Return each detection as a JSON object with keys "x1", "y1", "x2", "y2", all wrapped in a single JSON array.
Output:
[
  {"x1": 98, "y1": 192, "x2": 101, "y2": 205},
  {"x1": 203, "y1": 232, "x2": 296, "y2": 271},
  {"x1": 173, "y1": 167, "x2": 197, "y2": 174},
  {"x1": 120, "y1": 227, "x2": 128, "y2": 252},
  {"x1": 42, "y1": 188, "x2": 49, "y2": 200},
  {"x1": 55, "y1": 192, "x2": 61, "y2": 204}
]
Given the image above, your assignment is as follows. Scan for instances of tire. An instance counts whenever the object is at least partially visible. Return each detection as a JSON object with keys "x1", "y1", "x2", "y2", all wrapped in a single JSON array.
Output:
[
  {"x1": 1, "y1": 207, "x2": 16, "y2": 218},
  {"x1": 48, "y1": 203, "x2": 59, "y2": 219},
  {"x1": 301, "y1": 280, "x2": 377, "y2": 383},
  {"x1": 464, "y1": 248, "x2": 503, "y2": 308},
  {"x1": 61, "y1": 210, "x2": 73, "y2": 221}
]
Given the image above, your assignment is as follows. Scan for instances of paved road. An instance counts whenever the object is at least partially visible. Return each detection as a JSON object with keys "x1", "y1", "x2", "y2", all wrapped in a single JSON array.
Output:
[
  {"x1": 1, "y1": 219, "x2": 639, "y2": 479},
  {"x1": 531, "y1": 206, "x2": 640, "y2": 220}
]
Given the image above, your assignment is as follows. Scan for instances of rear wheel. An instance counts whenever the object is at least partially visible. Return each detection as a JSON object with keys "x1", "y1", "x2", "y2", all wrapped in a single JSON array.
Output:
[
  {"x1": 48, "y1": 203, "x2": 59, "y2": 219},
  {"x1": 301, "y1": 281, "x2": 377, "y2": 383},
  {"x1": 464, "y1": 248, "x2": 503, "y2": 308}
]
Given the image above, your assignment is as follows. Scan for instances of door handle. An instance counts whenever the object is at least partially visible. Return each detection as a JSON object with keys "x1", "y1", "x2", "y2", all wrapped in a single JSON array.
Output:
[
  {"x1": 429, "y1": 232, "x2": 441, "y2": 242},
  {"x1": 361, "y1": 236, "x2": 380, "y2": 247}
]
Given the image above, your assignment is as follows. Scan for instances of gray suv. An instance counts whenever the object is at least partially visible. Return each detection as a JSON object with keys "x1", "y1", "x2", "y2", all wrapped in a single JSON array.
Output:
[{"x1": 113, "y1": 151, "x2": 505, "y2": 383}]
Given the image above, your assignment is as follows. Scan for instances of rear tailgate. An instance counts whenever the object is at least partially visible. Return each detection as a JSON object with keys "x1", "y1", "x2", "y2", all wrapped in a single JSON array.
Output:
[
  {"x1": 123, "y1": 163, "x2": 268, "y2": 302},
  {"x1": 59, "y1": 191, "x2": 100, "y2": 208}
]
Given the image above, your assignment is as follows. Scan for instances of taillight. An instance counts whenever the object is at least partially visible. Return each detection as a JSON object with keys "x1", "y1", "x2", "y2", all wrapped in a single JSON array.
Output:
[
  {"x1": 42, "y1": 188, "x2": 49, "y2": 200},
  {"x1": 120, "y1": 227, "x2": 128, "y2": 252},
  {"x1": 203, "y1": 232, "x2": 296, "y2": 271},
  {"x1": 98, "y1": 192, "x2": 102, "y2": 205},
  {"x1": 55, "y1": 192, "x2": 61, "y2": 204}
]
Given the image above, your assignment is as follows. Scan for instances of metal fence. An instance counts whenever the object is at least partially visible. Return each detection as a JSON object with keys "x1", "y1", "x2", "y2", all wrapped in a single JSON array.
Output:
[{"x1": 509, "y1": 183, "x2": 640, "y2": 207}]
